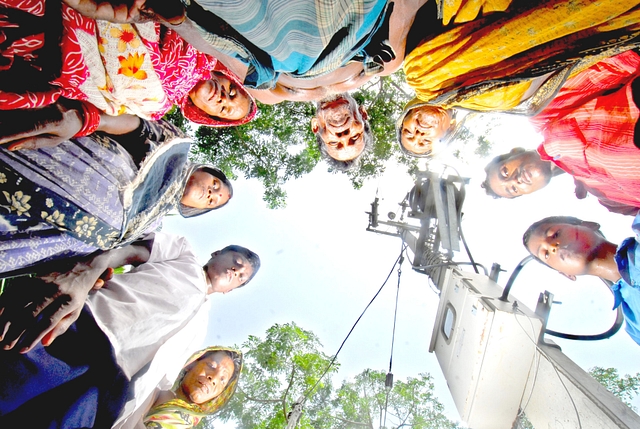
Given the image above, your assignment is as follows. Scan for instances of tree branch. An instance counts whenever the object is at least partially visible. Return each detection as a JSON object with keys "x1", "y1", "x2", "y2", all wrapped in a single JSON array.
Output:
[
  {"x1": 283, "y1": 365, "x2": 296, "y2": 422},
  {"x1": 334, "y1": 415, "x2": 373, "y2": 428},
  {"x1": 238, "y1": 387, "x2": 281, "y2": 404}
]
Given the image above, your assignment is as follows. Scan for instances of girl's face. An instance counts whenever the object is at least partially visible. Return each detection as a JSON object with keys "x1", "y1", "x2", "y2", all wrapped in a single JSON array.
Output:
[
  {"x1": 181, "y1": 170, "x2": 230, "y2": 209},
  {"x1": 400, "y1": 105, "x2": 452, "y2": 155}
]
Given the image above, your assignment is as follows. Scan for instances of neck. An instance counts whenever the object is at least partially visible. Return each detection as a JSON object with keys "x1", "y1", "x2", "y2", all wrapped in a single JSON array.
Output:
[{"x1": 587, "y1": 241, "x2": 621, "y2": 283}]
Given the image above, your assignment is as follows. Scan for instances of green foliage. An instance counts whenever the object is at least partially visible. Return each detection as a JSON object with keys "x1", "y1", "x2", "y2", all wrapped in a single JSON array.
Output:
[
  {"x1": 165, "y1": 71, "x2": 418, "y2": 209},
  {"x1": 589, "y1": 366, "x2": 640, "y2": 410},
  {"x1": 332, "y1": 370, "x2": 460, "y2": 429},
  {"x1": 218, "y1": 323, "x2": 459, "y2": 429}
]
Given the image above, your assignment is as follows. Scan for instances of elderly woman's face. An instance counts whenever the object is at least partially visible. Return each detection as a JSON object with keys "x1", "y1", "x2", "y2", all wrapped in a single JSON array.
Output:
[
  {"x1": 181, "y1": 170, "x2": 231, "y2": 209},
  {"x1": 400, "y1": 106, "x2": 452, "y2": 155},
  {"x1": 189, "y1": 72, "x2": 251, "y2": 121},
  {"x1": 181, "y1": 351, "x2": 235, "y2": 405}
]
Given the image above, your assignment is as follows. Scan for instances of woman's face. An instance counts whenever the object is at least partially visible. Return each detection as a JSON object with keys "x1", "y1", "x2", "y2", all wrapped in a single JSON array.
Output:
[
  {"x1": 181, "y1": 351, "x2": 235, "y2": 405},
  {"x1": 181, "y1": 170, "x2": 230, "y2": 209},
  {"x1": 400, "y1": 106, "x2": 452, "y2": 155},
  {"x1": 189, "y1": 72, "x2": 251, "y2": 121}
]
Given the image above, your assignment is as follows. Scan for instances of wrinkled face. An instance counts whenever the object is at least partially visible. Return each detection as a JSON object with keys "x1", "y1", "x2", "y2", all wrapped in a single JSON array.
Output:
[
  {"x1": 181, "y1": 351, "x2": 235, "y2": 405},
  {"x1": 311, "y1": 95, "x2": 368, "y2": 161},
  {"x1": 400, "y1": 106, "x2": 452, "y2": 155},
  {"x1": 485, "y1": 149, "x2": 553, "y2": 198},
  {"x1": 526, "y1": 222, "x2": 604, "y2": 276},
  {"x1": 181, "y1": 170, "x2": 231, "y2": 209},
  {"x1": 189, "y1": 72, "x2": 251, "y2": 121},
  {"x1": 204, "y1": 250, "x2": 254, "y2": 294}
]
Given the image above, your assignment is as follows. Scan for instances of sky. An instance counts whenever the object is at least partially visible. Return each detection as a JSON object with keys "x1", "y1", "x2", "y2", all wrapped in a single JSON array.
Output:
[{"x1": 163, "y1": 114, "x2": 640, "y2": 426}]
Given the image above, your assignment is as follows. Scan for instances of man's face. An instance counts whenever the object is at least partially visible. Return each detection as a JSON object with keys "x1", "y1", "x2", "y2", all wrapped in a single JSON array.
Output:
[
  {"x1": 400, "y1": 105, "x2": 452, "y2": 155},
  {"x1": 311, "y1": 94, "x2": 368, "y2": 161},
  {"x1": 485, "y1": 149, "x2": 553, "y2": 198},
  {"x1": 525, "y1": 222, "x2": 604, "y2": 277},
  {"x1": 181, "y1": 351, "x2": 234, "y2": 405},
  {"x1": 204, "y1": 250, "x2": 254, "y2": 294}
]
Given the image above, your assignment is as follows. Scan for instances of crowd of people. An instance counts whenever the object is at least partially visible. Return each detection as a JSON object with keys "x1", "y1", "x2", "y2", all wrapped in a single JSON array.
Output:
[{"x1": 0, "y1": 0, "x2": 638, "y2": 427}]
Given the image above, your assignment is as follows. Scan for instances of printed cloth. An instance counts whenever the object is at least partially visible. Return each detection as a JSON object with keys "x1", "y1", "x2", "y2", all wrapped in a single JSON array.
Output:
[
  {"x1": 535, "y1": 50, "x2": 640, "y2": 212},
  {"x1": 187, "y1": 0, "x2": 390, "y2": 89},
  {"x1": 0, "y1": 120, "x2": 198, "y2": 276},
  {"x1": 143, "y1": 346, "x2": 243, "y2": 429},
  {"x1": 613, "y1": 212, "x2": 640, "y2": 346},
  {"x1": 403, "y1": 0, "x2": 640, "y2": 115},
  {"x1": 0, "y1": 0, "x2": 255, "y2": 126}
]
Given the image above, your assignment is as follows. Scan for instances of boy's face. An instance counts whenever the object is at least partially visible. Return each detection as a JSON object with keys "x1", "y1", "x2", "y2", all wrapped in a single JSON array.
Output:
[
  {"x1": 525, "y1": 222, "x2": 604, "y2": 278},
  {"x1": 204, "y1": 250, "x2": 253, "y2": 294},
  {"x1": 485, "y1": 149, "x2": 553, "y2": 198}
]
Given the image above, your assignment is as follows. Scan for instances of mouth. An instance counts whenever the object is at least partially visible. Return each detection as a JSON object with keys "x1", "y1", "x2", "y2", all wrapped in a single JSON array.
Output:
[{"x1": 519, "y1": 168, "x2": 532, "y2": 185}]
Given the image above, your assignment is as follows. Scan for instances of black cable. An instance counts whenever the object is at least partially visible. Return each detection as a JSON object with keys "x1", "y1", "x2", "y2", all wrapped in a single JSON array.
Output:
[{"x1": 302, "y1": 244, "x2": 408, "y2": 402}]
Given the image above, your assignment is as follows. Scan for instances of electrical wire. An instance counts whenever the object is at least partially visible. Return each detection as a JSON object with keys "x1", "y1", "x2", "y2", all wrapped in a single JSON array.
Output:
[
  {"x1": 512, "y1": 307, "x2": 583, "y2": 429},
  {"x1": 302, "y1": 243, "x2": 408, "y2": 403},
  {"x1": 512, "y1": 307, "x2": 541, "y2": 419}
]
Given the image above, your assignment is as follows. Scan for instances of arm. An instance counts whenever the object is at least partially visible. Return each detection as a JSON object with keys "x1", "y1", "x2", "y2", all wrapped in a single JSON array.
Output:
[
  {"x1": 0, "y1": 99, "x2": 141, "y2": 151},
  {"x1": 0, "y1": 234, "x2": 155, "y2": 353}
]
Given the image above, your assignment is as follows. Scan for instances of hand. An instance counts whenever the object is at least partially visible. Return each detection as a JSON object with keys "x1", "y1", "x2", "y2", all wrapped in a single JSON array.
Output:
[
  {"x1": 62, "y1": 0, "x2": 185, "y2": 24},
  {"x1": 0, "y1": 101, "x2": 83, "y2": 151},
  {"x1": 0, "y1": 262, "x2": 102, "y2": 352}
]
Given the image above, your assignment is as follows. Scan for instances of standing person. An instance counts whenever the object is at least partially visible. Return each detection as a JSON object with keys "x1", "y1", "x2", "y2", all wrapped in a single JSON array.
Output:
[
  {"x1": 523, "y1": 215, "x2": 640, "y2": 346},
  {"x1": 0, "y1": 233, "x2": 260, "y2": 428},
  {"x1": 481, "y1": 51, "x2": 640, "y2": 215}
]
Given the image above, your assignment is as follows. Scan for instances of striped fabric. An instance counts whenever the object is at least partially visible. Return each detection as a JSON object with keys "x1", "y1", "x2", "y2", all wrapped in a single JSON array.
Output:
[
  {"x1": 189, "y1": 0, "x2": 388, "y2": 88},
  {"x1": 533, "y1": 50, "x2": 640, "y2": 210}
]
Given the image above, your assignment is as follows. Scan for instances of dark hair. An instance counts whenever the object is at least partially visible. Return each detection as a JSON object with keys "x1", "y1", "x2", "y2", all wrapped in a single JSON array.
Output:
[
  {"x1": 522, "y1": 216, "x2": 604, "y2": 263},
  {"x1": 316, "y1": 119, "x2": 373, "y2": 171},
  {"x1": 481, "y1": 152, "x2": 515, "y2": 199},
  {"x1": 220, "y1": 244, "x2": 261, "y2": 287}
]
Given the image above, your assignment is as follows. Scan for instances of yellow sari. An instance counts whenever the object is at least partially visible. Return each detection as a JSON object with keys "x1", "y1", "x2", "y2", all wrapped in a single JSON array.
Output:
[{"x1": 405, "y1": 0, "x2": 640, "y2": 114}]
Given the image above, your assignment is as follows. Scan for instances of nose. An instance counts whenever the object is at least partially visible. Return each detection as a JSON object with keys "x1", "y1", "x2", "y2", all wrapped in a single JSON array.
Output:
[
  {"x1": 206, "y1": 186, "x2": 223, "y2": 206},
  {"x1": 545, "y1": 238, "x2": 558, "y2": 254}
]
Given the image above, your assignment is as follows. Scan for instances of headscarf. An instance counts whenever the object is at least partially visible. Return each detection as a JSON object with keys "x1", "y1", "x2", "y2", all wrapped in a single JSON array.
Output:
[
  {"x1": 178, "y1": 165, "x2": 234, "y2": 218},
  {"x1": 179, "y1": 61, "x2": 257, "y2": 127},
  {"x1": 143, "y1": 346, "x2": 243, "y2": 429},
  {"x1": 396, "y1": 99, "x2": 469, "y2": 158}
]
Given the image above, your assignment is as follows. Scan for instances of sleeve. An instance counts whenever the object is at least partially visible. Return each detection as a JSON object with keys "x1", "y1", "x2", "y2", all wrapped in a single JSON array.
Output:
[{"x1": 147, "y1": 232, "x2": 198, "y2": 265}]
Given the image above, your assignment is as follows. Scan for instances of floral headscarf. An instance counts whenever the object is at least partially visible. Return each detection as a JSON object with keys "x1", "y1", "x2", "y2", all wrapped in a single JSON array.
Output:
[{"x1": 144, "y1": 346, "x2": 243, "y2": 429}]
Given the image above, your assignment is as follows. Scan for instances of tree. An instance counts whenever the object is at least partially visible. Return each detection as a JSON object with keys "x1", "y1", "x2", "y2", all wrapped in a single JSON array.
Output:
[
  {"x1": 165, "y1": 70, "x2": 418, "y2": 209},
  {"x1": 332, "y1": 370, "x2": 460, "y2": 429},
  {"x1": 215, "y1": 323, "x2": 460, "y2": 429},
  {"x1": 216, "y1": 322, "x2": 337, "y2": 429},
  {"x1": 589, "y1": 366, "x2": 640, "y2": 410}
]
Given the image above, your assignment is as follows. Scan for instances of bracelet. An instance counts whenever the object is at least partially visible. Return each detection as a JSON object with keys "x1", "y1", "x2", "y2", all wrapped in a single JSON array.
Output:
[{"x1": 73, "y1": 101, "x2": 101, "y2": 137}]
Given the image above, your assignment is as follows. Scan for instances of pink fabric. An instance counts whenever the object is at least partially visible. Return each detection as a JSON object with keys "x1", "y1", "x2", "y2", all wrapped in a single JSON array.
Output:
[
  {"x1": 0, "y1": 2, "x2": 255, "y2": 127},
  {"x1": 534, "y1": 50, "x2": 640, "y2": 210}
]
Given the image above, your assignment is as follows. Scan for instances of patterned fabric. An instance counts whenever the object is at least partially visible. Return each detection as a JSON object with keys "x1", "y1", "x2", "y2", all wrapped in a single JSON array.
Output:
[
  {"x1": 187, "y1": 0, "x2": 389, "y2": 89},
  {"x1": 613, "y1": 212, "x2": 640, "y2": 346},
  {"x1": 144, "y1": 346, "x2": 243, "y2": 429},
  {"x1": 0, "y1": 0, "x2": 255, "y2": 126},
  {"x1": 534, "y1": 50, "x2": 640, "y2": 212},
  {"x1": 403, "y1": 0, "x2": 640, "y2": 115},
  {"x1": 436, "y1": 0, "x2": 513, "y2": 25},
  {"x1": 0, "y1": 120, "x2": 196, "y2": 276}
]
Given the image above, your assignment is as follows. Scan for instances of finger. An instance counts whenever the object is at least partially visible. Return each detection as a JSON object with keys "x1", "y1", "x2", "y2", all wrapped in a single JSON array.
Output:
[
  {"x1": 17, "y1": 296, "x2": 75, "y2": 353},
  {"x1": 0, "y1": 320, "x2": 26, "y2": 351},
  {"x1": 8, "y1": 135, "x2": 65, "y2": 151},
  {"x1": 91, "y1": 279, "x2": 105, "y2": 290},
  {"x1": 40, "y1": 307, "x2": 82, "y2": 348}
]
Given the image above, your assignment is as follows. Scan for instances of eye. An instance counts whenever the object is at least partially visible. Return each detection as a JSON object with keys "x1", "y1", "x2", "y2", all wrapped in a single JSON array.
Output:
[
  {"x1": 328, "y1": 141, "x2": 339, "y2": 147},
  {"x1": 349, "y1": 134, "x2": 361, "y2": 144},
  {"x1": 511, "y1": 185, "x2": 518, "y2": 195},
  {"x1": 229, "y1": 86, "x2": 237, "y2": 97},
  {"x1": 403, "y1": 128, "x2": 413, "y2": 138},
  {"x1": 501, "y1": 166, "x2": 509, "y2": 178},
  {"x1": 221, "y1": 106, "x2": 226, "y2": 114},
  {"x1": 544, "y1": 250, "x2": 549, "y2": 260}
]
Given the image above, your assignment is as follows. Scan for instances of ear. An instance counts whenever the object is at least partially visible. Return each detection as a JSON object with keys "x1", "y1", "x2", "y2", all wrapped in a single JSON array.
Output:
[
  {"x1": 559, "y1": 271, "x2": 577, "y2": 281},
  {"x1": 211, "y1": 250, "x2": 221, "y2": 258},
  {"x1": 581, "y1": 221, "x2": 601, "y2": 231},
  {"x1": 510, "y1": 147, "x2": 526, "y2": 155},
  {"x1": 310, "y1": 117, "x2": 319, "y2": 133},
  {"x1": 359, "y1": 105, "x2": 368, "y2": 120}
]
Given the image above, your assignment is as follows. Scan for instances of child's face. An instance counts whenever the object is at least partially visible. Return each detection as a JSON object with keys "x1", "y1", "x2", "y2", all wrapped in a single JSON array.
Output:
[
  {"x1": 526, "y1": 222, "x2": 604, "y2": 277},
  {"x1": 189, "y1": 72, "x2": 251, "y2": 121}
]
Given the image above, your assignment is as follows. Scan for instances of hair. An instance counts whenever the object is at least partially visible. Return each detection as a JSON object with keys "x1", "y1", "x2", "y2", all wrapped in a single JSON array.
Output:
[
  {"x1": 481, "y1": 152, "x2": 515, "y2": 199},
  {"x1": 219, "y1": 244, "x2": 261, "y2": 287},
  {"x1": 316, "y1": 119, "x2": 373, "y2": 171},
  {"x1": 522, "y1": 216, "x2": 604, "y2": 263},
  {"x1": 196, "y1": 350, "x2": 242, "y2": 385}
]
